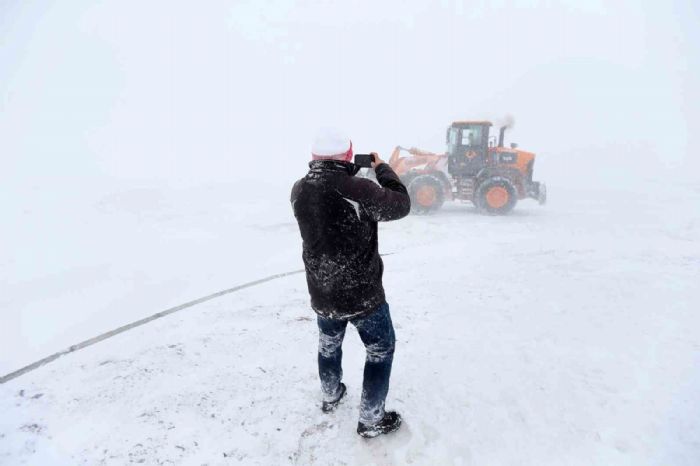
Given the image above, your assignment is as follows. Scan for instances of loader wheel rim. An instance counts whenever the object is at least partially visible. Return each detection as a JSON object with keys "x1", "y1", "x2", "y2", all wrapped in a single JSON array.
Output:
[
  {"x1": 485, "y1": 186, "x2": 509, "y2": 209},
  {"x1": 416, "y1": 185, "x2": 437, "y2": 207}
]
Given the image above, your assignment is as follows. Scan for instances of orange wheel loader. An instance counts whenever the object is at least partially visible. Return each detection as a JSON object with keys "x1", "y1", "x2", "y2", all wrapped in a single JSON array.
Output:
[{"x1": 388, "y1": 121, "x2": 546, "y2": 215}]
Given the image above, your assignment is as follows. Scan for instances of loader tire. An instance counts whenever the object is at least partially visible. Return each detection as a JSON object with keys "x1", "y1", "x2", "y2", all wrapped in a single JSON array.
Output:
[
  {"x1": 408, "y1": 174, "x2": 445, "y2": 214},
  {"x1": 476, "y1": 177, "x2": 517, "y2": 215}
]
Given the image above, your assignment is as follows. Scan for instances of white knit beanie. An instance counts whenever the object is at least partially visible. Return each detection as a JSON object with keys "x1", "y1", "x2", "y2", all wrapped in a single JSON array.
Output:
[{"x1": 311, "y1": 127, "x2": 353, "y2": 161}]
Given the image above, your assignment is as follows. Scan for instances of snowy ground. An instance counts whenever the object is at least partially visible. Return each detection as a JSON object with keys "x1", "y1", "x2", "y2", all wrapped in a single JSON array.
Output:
[
  {"x1": 2, "y1": 179, "x2": 700, "y2": 465},
  {"x1": 0, "y1": 177, "x2": 303, "y2": 374}
]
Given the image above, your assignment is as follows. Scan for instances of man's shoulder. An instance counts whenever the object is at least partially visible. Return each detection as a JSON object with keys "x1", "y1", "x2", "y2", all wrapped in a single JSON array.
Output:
[
  {"x1": 340, "y1": 173, "x2": 377, "y2": 188},
  {"x1": 338, "y1": 175, "x2": 380, "y2": 198},
  {"x1": 291, "y1": 176, "x2": 306, "y2": 200}
]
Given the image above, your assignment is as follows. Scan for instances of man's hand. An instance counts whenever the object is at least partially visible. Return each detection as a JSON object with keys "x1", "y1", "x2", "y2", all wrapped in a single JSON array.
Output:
[{"x1": 370, "y1": 152, "x2": 385, "y2": 169}]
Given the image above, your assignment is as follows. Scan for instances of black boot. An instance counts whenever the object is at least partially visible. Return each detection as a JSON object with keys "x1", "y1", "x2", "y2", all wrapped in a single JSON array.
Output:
[
  {"x1": 321, "y1": 383, "x2": 347, "y2": 413},
  {"x1": 357, "y1": 411, "x2": 402, "y2": 438}
]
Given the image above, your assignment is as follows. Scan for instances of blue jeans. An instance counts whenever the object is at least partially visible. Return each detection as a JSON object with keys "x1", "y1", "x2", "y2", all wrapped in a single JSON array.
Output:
[{"x1": 317, "y1": 302, "x2": 396, "y2": 424}]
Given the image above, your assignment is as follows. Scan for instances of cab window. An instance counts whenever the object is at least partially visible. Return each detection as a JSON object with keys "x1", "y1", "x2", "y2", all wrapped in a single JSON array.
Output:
[
  {"x1": 461, "y1": 127, "x2": 482, "y2": 146},
  {"x1": 448, "y1": 128, "x2": 459, "y2": 145}
]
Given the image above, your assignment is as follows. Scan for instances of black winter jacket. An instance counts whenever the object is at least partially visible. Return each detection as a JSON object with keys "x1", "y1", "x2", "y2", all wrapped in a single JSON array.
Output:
[{"x1": 291, "y1": 160, "x2": 410, "y2": 320}]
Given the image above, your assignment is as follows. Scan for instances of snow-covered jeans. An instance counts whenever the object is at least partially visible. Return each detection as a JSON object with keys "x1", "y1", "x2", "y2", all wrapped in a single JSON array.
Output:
[{"x1": 317, "y1": 302, "x2": 396, "y2": 425}]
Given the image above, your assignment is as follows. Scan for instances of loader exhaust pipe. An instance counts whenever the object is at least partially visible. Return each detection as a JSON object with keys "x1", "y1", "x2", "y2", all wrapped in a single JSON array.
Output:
[{"x1": 498, "y1": 126, "x2": 506, "y2": 148}]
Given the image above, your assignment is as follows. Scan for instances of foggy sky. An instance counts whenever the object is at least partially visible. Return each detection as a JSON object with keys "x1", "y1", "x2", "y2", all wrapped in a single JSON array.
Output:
[{"x1": 1, "y1": 0, "x2": 698, "y2": 189}]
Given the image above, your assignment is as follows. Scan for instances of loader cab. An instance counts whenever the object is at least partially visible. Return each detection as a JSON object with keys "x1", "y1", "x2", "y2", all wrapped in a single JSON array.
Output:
[{"x1": 446, "y1": 121, "x2": 491, "y2": 177}]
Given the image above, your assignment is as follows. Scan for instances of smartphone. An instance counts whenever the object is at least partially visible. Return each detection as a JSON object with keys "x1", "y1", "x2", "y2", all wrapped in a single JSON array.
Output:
[{"x1": 354, "y1": 153, "x2": 375, "y2": 168}]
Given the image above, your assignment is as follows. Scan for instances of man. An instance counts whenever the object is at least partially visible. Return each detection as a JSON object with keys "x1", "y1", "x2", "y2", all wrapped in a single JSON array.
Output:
[{"x1": 291, "y1": 127, "x2": 411, "y2": 438}]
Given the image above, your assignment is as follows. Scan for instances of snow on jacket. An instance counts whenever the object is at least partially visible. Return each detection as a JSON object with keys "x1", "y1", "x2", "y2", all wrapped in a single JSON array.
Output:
[{"x1": 291, "y1": 160, "x2": 410, "y2": 320}]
